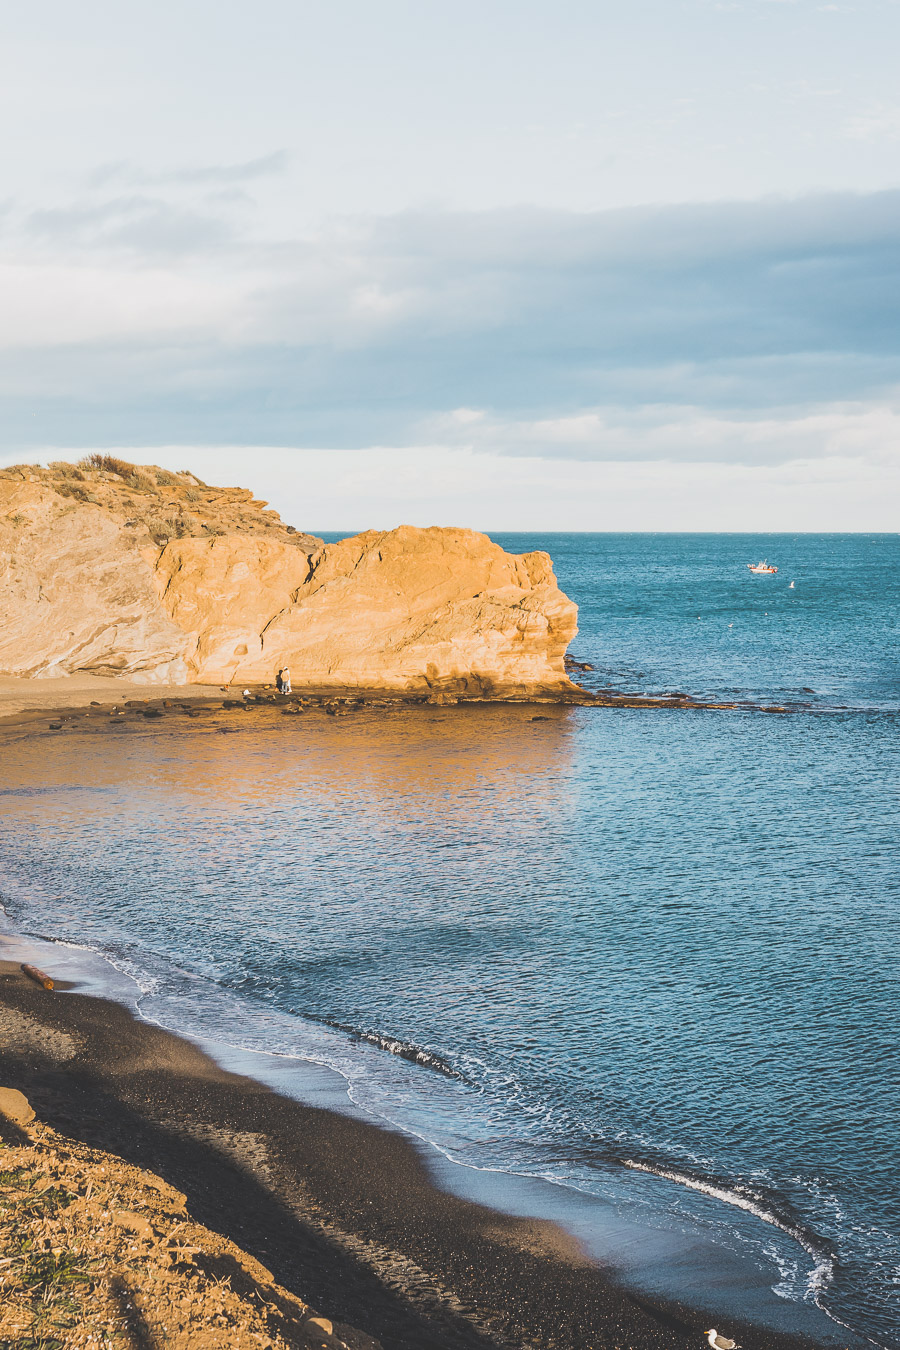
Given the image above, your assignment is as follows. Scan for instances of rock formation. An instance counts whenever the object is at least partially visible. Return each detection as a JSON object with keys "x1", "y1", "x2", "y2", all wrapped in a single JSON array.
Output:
[{"x1": 0, "y1": 457, "x2": 578, "y2": 698}]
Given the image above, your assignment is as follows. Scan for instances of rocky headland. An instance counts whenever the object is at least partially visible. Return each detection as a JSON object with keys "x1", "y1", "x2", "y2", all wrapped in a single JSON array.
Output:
[{"x1": 0, "y1": 457, "x2": 578, "y2": 701}]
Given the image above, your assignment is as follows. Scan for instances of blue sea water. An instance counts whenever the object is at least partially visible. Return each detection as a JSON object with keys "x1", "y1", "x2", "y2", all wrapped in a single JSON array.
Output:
[{"x1": 0, "y1": 533, "x2": 897, "y2": 1344}]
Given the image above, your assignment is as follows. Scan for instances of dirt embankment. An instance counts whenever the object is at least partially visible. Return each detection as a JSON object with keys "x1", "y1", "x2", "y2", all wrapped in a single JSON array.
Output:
[{"x1": 0, "y1": 1102, "x2": 374, "y2": 1350}]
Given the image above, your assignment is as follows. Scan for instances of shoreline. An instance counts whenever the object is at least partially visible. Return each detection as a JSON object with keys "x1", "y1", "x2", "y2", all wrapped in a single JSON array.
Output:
[
  {"x1": 0, "y1": 928, "x2": 854, "y2": 1350},
  {"x1": 0, "y1": 671, "x2": 810, "y2": 734},
  {"x1": 0, "y1": 677, "x2": 882, "y2": 1348}
]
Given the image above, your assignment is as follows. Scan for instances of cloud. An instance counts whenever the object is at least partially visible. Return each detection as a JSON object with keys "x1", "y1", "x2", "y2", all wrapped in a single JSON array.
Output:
[
  {"x1": 26, "y1": 195, "x2": 236, "y2": 255},
  {"x1": 87, "y1": 151, "x2": 289, "y2": 189},
  {"x1": 420, "y1": 401, "x2": 900, "y2": 466},
  {"x1": 844, "y1": 104, "x2": 900, "y2": 142},
  {"x1": 1, "y1": 187, "x2": 900, "y2": 465}
]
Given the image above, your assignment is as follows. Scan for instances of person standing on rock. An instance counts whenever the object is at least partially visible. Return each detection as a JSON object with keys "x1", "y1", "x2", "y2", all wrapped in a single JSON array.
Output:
[
  {"x1": 276, "y1": 669, "x2": 284, "y2": 694},
  {"x1": 281, "y1": 667, "x2": 292, "y2": 695}
]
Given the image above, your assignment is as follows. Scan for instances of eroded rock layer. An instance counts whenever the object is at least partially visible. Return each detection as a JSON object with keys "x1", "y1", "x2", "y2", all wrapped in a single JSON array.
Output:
[{"x1": 0, "y1": 459, "x2": 578, "y2": 698}]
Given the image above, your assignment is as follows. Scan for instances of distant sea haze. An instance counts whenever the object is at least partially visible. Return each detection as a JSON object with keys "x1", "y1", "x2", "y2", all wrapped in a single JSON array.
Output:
[{"x1": 1, "y1": 533, "x2": 897, "y2": 1345}]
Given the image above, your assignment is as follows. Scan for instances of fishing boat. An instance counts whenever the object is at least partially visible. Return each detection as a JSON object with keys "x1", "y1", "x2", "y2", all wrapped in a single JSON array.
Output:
[{"x1": 747, "y1": 561, "x2": 777, "y2": 574}]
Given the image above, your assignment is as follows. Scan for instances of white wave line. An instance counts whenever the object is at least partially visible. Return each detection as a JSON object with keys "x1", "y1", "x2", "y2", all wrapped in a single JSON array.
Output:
[
  {"x1": 623, "y1": 1158, "x2": 833, "y2": 1294},
  {"x1": 619, "y1": 1157, "x2": 895, "y2": 1348}
]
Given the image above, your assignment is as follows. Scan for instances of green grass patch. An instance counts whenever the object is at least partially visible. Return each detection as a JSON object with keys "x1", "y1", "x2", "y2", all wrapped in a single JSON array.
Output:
[{"x1": 21, "y1": 1249, "x2": 93, "y2": 1293}]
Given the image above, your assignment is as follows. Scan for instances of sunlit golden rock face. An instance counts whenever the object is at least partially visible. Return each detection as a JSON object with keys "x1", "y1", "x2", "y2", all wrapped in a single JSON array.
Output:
[
  {"x1": 0, "y1": 460, "x2": 578, "y2": 697},
  {"x1": 157, "y1": 525, "x2": 578, "y2": 695}
]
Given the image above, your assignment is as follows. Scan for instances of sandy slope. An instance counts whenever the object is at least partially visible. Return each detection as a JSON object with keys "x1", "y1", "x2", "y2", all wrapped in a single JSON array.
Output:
[{"x1": 0, "y1": 1113, "x2": 375, "y2": 1350}]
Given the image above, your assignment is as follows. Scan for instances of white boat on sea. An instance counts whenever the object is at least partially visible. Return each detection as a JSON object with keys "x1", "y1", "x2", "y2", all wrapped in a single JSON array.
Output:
[{"x1": 747, "y1": 561, "x2": 777, "y2": 574}]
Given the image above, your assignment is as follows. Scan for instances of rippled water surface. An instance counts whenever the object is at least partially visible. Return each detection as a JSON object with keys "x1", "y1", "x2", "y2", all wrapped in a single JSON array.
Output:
[{"x1": 1, "y1": 534, "x2": 897, "y2": 1344}]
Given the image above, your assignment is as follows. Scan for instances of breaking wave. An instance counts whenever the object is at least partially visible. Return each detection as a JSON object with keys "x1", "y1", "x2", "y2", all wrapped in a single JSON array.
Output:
[
  {"x1": 623, "y1": 1159, "x2": 835, "y2": 1298},
  {"x1": 319, "y1": 1018, "x2": 464, "y2": 1078}
]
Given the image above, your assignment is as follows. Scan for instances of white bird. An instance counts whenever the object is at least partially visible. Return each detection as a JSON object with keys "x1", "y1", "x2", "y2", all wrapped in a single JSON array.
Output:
[
  {"x1": 705, "y1": 1331, "x2": 740, "y2": 1350},
  {"x1": 789, "y1": 580, "x2": 795, "y2": 588}
]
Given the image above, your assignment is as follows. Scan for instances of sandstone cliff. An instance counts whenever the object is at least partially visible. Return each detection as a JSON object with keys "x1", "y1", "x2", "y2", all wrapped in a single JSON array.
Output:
[{"x1": 0, "y1": 457, "x2": 578, "y2": 698}]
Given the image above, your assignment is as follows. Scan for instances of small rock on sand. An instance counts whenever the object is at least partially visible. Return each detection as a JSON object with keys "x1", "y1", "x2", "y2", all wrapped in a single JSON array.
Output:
[
  {"x1": 0, "y1": 1086, "x2": 35, "y2": 1125},
  {"x1": 112, "y1": 1209, "x2": 155, "y2": 1239}
]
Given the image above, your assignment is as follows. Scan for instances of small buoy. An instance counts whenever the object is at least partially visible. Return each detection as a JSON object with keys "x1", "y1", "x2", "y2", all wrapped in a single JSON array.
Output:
[{"x1": 21, "y1": 963, "x2": 54, "y2": 991}]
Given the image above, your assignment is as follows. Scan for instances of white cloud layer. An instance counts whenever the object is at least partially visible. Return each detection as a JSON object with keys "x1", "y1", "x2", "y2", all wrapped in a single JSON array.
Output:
[
  {"x1": 2, "y1": 1, "x2": 899, "y2": 527},
  {"x1": 2, "y1": 189, "x2": 900, "y2": 460},
  {"x1": 4, "y1": 435, "x2": 896, "y2": 533},
  {"x1": 424, "y1": 401, "x2": 900, "y2": 466}
]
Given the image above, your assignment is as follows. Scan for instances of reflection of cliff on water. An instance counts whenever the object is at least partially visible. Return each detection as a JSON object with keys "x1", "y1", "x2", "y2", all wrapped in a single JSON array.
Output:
[
  {"x1": 4, "y1": 702, "x2": 576, "y2": 802},
  {"x1": 0, "y1": 706, "x2": 579, "y2": 927}
]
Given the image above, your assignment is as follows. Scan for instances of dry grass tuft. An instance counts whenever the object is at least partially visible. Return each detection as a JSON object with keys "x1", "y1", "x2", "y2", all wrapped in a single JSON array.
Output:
[
  {"x1": 53, "y1": 484, "x2": 101, "y2": 505},
  {"x1": 47, "y1": 464, "x2": 85, "y2": 481},
  {"x1": 79, "y1": 453, "x2": 136, "y2": 478},
  {"x1": 77, "y1": 456, "x2": 154, "y2": 492},
  {"x1": 147, "y1": 515, "x2": 192, "y2": 542},
  {"x1": 0, "y1": 465, "x2": 40, "y2": 479}
]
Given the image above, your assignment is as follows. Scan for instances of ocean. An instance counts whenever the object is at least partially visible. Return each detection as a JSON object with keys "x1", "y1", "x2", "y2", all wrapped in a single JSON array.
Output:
[{"x1": 1, "y1": 533, "x2": 897, "y2": 1345}]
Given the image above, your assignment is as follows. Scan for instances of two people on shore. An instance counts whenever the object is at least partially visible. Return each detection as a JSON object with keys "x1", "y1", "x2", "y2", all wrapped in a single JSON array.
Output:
[{"x1": 276, "y1": 667, "x2": 292, "y2": 695}]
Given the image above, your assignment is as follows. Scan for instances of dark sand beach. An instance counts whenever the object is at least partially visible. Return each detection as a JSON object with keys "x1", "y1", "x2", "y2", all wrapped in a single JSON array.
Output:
[{"x1": 0, "y1": 960, "x2": 836, "y2": 1350}]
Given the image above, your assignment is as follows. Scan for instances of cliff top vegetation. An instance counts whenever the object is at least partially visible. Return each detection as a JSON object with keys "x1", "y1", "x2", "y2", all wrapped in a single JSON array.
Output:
[{"x1": 0, "y1": 456, "x2": 320, "y2": 552}]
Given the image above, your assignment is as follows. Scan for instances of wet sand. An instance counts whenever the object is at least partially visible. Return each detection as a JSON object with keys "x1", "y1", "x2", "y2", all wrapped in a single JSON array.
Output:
[
  {"x1": 0, "y1": 963, "x2": 833, "y2": 1350},
  {"x1": 0, "y1": 673, "x2": 226, "y2": 723}
]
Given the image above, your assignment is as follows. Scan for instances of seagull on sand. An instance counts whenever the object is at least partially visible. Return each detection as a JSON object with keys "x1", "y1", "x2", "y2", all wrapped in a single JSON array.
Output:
[{"x1": 705, "y1": 1331, "x2": 740, "y2": 1350}]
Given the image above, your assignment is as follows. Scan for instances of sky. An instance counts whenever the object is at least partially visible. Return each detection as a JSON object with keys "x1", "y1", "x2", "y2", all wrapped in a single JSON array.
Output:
[{"x1": 1, "y1": 0, "x2": 899, "y2": 530}]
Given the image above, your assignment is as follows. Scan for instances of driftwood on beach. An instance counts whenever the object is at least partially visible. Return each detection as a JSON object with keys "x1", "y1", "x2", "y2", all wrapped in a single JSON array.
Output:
[{"x1": 21, "y1": 962, "x2": 54, "y2": 991}]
